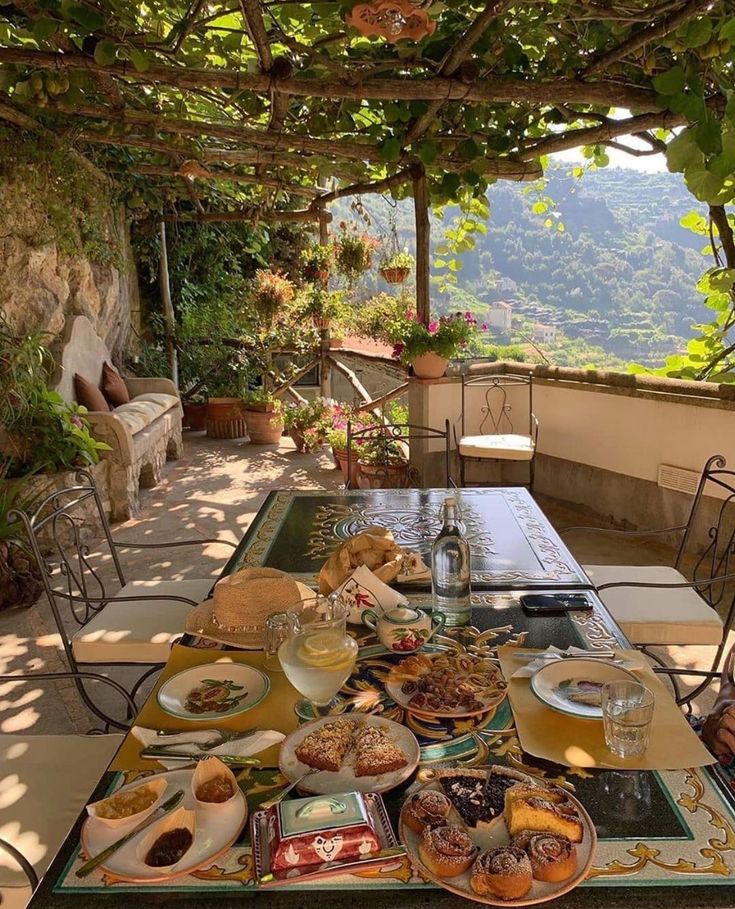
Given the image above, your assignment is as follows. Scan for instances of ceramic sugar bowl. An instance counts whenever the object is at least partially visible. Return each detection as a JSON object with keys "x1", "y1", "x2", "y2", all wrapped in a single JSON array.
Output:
[{"x1": 361, "y1": 605, "x2": 446, "y2": 654}]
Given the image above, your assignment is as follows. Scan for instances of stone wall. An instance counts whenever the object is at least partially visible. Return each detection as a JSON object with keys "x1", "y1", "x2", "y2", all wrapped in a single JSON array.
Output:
[{"x1": 0, "y1": 126, "x2": 139, "y2": 360}]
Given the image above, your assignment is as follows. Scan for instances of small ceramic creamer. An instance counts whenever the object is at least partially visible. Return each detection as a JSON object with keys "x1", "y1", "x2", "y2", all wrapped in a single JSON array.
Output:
[{"x1": 361, "y1": 605, "x2": 446, "y2": 653}]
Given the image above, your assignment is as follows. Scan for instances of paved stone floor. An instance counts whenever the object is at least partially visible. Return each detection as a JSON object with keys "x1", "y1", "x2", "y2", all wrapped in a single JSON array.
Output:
[{"x1": 0, "y1": 431, "x2": 729, "y2": 736}]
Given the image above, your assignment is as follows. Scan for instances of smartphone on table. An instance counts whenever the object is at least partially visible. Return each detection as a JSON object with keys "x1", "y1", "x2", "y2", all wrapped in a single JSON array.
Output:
[{"x1": 520, "y1": 593, "x2": 591, "y2": 614}]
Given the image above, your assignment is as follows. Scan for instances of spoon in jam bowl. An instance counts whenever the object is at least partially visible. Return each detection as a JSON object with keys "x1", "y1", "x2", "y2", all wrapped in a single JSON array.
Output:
[{"x1": 76, "y1": 790, "x2": 184, "y2": 878}]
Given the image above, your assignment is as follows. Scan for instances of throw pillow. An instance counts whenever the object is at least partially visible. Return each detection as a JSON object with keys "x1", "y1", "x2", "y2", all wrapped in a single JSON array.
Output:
[
  {"x1": 101, "y1": 361, "x2": 130, "y2": 408},
  {"x1": 74, "y1": 373, "x2": 110, "y2": 412}
]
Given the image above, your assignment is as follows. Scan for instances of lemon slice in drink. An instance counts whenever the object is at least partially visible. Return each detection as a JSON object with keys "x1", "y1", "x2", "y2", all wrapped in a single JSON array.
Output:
[{"x1": 297, "y1": 632, "x2": 353, "y2": 668}]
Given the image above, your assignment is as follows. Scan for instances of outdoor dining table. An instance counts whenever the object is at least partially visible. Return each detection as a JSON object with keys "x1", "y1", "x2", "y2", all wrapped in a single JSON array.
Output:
[{"x1": 29, "y1": 488, "x2": 735, "y2": 909}]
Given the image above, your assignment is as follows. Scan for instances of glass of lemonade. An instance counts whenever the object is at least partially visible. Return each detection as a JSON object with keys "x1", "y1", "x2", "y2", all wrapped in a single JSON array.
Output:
[{"x1": 278, "y1": 595, "x2": 358, "y2": 718}]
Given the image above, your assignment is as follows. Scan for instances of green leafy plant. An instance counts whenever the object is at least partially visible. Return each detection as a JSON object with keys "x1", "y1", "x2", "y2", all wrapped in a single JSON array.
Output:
[
  {"x1": 300, "y1": 244, "x2": 334, "y2": 284},
  {"x1": 304, "y1": 287, "x2": 348, "y2": 323},
  {"x1": 387, "y1": 311, "x2": 481, "y2": 364},
  {"x1": 242, "y1": 388, "x2": 284, "y2": 413},
  {"x1": 335, "y1": 224, "x2": 378, "y2": 283},
  {"x1": 0, "y1": 464, "x2": 45, "y2": 611},
  {"x1": 283, "y1": 398, "x2": 332, "y2": 450},
  {"x1": 358, "y1": 437, "x2": 408, "y2": 467},
  {"x1": 379, "y1": 250, "x2": 414, "y2": 271}
]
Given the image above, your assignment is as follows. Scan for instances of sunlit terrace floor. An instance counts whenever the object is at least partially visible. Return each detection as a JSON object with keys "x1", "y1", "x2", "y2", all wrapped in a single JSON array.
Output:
[{"x1": 1, "y1": 431, "x2": 730, "y2": 736}]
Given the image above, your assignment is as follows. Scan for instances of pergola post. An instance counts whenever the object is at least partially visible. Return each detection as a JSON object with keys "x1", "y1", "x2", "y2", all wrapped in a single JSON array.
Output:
[
  {"x1": 158, "y1": 219, "x2": 179, "y2": 389},
  {"x1": 318, "y1": 202, "x2": 331, "y2": 399},
  {"x1": 413, "y1": 165, "x2": 430, "y2": 324}
]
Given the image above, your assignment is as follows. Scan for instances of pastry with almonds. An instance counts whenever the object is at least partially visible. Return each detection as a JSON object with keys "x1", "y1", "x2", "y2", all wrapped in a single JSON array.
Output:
[{"x1": 294, "y1": 718, "x2": 355, "y2": 772}]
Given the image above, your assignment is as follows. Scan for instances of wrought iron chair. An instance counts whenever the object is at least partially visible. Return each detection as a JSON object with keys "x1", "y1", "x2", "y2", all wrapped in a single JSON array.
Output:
[
  {"x1": 0, "y1": 671, "x2": 124, "y2": 909},
  {"x1": 456, "y1": 372, "x2": 539, "y2": 488},
  {"x1": 561, "y1": 454, "x2": 735, "y2": 704},
  {"x1": 345, "y1": 420, "x2": 452, "y2": 489},
  {"x1": 9, "y1": 469, "x2": 236, "y2": 730}
]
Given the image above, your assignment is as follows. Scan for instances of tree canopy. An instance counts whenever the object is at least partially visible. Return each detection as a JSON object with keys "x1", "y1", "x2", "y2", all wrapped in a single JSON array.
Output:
[{"x1": 0, "y1": 0, "x2": 733, "y2": 221}]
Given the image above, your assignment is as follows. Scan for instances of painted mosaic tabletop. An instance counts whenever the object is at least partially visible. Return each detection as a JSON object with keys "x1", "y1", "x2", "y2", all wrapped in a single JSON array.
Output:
[
  {"x1": 222, "y1": 487, "x2": 593, "y2": 589},
  {"x1": 31, "y1": 490, "x2": 735, "y2": 908}
]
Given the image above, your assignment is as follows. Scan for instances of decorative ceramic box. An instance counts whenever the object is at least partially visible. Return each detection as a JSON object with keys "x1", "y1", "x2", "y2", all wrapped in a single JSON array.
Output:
[{"x1": 266, "y1": 792, "x2": 381, "y2": 871}]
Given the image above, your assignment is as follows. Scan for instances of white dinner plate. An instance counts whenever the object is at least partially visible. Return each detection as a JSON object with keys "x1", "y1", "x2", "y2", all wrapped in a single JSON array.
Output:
[
  {"x1": 530, "y1": 658, "x2": 639, "y2": 720},
  {"x1": 156, "y1": 664, "x2": 270, "y2": 721},
  {"x1": 80, "y1": 768, "x2": 247, "y2": 883},
  {"x1": 279, "y1": 714, "x2": 420, "y2": 794}
]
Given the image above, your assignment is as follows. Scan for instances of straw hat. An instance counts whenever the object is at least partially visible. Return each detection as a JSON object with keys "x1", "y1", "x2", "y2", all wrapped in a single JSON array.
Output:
[{"x1": 186, "y1": 567, "x2": 314, "y2": 649}]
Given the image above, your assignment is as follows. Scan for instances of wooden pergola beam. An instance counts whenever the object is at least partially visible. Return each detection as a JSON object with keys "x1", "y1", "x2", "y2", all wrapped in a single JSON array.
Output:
[
  {"x1": 413, "y1": 166, "x2": 431, "y2": 324},
  {"x1": 131, "y1": 163, "x2": 323, "y2": 198},
  {"x1": 0, "y1": 47, "x2": 661, "y2": 111},
  {"x1": 163, "y1": 208, "x2": 319, "y2": 223}
]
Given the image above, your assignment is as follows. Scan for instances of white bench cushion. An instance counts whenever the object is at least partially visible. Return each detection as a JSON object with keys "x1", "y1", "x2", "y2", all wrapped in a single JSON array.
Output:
[
  {"x1": 0, "y1": 733, "x2": 121, "y2": 902},
  {"x1": 113, "y1": 393, "x2": 180, "y2": 435},
  {"x1": 72, "y1": 578, "x2": 213, "y2": 664},
  {"x1": 584, "y1": 564, "x2": 724, "y2": 646},
  {"x1": 459, "y1": 433, "x2": 535, "y2": 461}
]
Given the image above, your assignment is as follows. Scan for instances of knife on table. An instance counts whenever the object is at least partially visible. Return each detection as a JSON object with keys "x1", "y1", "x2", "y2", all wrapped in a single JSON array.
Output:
[
  {"x1": 140, "y1": 747, "x2": 261, "y2": 766},
  {"x1": 76, "y1": 789, "x2": 185, "y2": 879}
]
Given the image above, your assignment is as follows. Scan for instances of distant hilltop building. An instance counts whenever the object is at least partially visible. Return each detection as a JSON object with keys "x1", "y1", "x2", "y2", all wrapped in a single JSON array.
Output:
[
  {"x1": 486, "y1": 300, "x2": 512, "y2": 335},
  {"x1": 532, "y1": 323, "x2": 559, "y2": 345}
]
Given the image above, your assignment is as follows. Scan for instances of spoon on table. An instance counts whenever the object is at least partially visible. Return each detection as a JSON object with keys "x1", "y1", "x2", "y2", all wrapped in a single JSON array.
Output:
[{"x1": 261, "y1": 771, "x2": 317, "y2": 809}]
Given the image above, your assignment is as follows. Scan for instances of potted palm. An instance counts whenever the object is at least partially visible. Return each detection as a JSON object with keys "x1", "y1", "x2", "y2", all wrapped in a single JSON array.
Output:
[
  {"x1": 357, "y1": 437, "x2": 410, "y2": 489},
  {"x1": 242, "y1": 389, "x2": 285, "y2": 444},
  {"x1": 300, "y1": 244, "x2": 334, "y2": 286},
  {"x1": 389, "y1": 310, "x2": 483, "y2": 379},
  {"x1": 379, "y1": 250, "x2": 414, "y2": 285}
]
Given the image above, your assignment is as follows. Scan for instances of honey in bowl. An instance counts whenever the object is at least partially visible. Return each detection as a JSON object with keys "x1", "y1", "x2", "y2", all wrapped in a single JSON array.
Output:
[{"x1": 195, "y1": 775, "x2": 235, "y2": 804}]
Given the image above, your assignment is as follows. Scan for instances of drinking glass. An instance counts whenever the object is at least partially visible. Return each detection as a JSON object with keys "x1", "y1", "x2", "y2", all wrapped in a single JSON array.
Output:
[
  {"x1": 601, "y1": 681, "x2": 654, "y2": 759},
  {"x1": 278, "y1": 594, "x2": 358, "y2": 719},
  {"x1": 263, "y1": 613, "x2": 290, "y2": 672}
]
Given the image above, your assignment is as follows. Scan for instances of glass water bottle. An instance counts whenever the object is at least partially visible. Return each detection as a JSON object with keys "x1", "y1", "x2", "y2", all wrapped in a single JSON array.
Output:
[{"x1": 431, "y1": 496, "x2": 471, "y2": 626}]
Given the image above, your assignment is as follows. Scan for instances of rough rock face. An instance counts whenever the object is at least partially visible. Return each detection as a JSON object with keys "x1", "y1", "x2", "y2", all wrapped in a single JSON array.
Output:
[{"x1": 0, "y1": 178, "x2": 139, "y2": 361}]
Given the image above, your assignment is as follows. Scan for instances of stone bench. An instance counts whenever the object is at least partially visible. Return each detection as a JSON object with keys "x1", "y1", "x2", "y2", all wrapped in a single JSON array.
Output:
[{"x1": 52, "y1": 315, "x2": 183, "y2": 520}]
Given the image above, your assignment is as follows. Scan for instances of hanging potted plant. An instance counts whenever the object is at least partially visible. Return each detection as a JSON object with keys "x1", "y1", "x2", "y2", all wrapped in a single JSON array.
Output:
[
  {"x1": 250, "y1": 269, "x2": 296, "y2": 325},
  {"x1": 305, "y1": 287, "x2": 347, "y2": 331},
  {"x1": 242, "y1": 389, "x2": 285, "y2": 444},
  {"x1": 389, "y1": 310, "x2": 484, "y2": 380},
  {"x1": 357, "y1": 437, "x2": 410, "y2": 490},
  {"x1": 335, "y1": 223, "x2": 378, "y2": 284},
  {"x1": 379, "y1": 250, "x2": 414, "y2": 285},
  {"x1": 300, "y1": 244, "x2": 334, "y2": 286}
]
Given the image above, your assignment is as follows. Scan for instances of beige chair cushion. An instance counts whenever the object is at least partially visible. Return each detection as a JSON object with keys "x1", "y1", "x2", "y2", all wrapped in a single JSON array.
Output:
[
  {"x1": 0, "y1": 733, "x2": 121, "y2": 902},
  {"x1": 72, "y1": 578, "x2": 214, "y2": 664},
  {"x1": 459, "y1": 433, "x2": 535, "y2": 461},
  {"x1": 112, "y1": 393, "x2": 180, "y2": 435},
  {"x1": 584, "y1": 564, "x2": 724, "y2": 646}
]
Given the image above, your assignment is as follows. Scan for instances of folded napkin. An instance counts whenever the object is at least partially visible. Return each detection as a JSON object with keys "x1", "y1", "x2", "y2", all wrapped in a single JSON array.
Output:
[
  {"x1": 132, "y1": 726, "x2": 285, "y2": 769},
  {"x1": 335, "y1": 563, "x2": 409, "y2": 624},
  {"x1": 319, "y1": 526, "x2": 403, "y2": 594},
  {"x1": 510, "y1": 646, "x2": 638, "y2": 679},
  {"x1": 397, "y1": 550, "x2": 431, "y2": 584}
]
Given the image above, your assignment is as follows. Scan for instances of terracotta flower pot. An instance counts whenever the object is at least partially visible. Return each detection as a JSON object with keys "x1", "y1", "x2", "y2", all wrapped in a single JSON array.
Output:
[
  {"x1": 244, "y1": 408, "x2": 285, "y2": 444},
  {"x1": 411, "y1": 352, "x2": 449, "y2": 379},
  {"x1": 290, "y1": 428, "x2": 307, "y2": 452},
  {"x1": 206, "y1": 398, "x2": 247, "y2": 439},
  {"x1": 357, "y1": 460, "x2": 410, "y2": 489},
  {"x1": 183, "y1": 402, "x2": 207, "y2": 431},
  {"x1": 380, "y1": 266, "x2": 410, "y2": 285},
  {"x1": 312, "y1": 314, "x2": 332, "y2": 330},
  {"x1": 333, "y1": 447, "x2": 362, "y2": 484},
  {"x1": 304, "y1": 266, "x2": 330, "y2": 285}
]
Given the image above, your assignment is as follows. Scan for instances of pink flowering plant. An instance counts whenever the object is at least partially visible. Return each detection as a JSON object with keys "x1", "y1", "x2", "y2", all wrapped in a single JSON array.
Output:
[
  {"x1": 326, "y1": 403, "x2": 377, "y2": 452},
  {"x1": 387, "y1": 310, "x2": 483, "y2": 365}
]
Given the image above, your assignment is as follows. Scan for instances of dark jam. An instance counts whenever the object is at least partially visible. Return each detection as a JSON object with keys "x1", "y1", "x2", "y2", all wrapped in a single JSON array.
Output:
[{"x1": 144, "y1": 828, "x2": 193, "y2": 867}]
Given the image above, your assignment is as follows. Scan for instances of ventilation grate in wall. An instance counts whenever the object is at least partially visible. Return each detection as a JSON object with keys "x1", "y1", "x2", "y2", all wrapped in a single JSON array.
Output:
[{"x1": 657, "y1": 463, "x2": 700, "y2": 496}]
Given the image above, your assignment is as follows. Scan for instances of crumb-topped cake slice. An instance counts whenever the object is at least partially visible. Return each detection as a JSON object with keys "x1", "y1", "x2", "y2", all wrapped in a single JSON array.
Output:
[
  {"x1": 354, "y1": 723, "x2": 408, "y2": 776},
  {"x1": 294, "y1": 718, "x2": 355, "y2": 772}
]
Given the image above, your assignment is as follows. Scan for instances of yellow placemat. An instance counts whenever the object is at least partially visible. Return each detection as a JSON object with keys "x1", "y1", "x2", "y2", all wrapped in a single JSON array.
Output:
[
  {"x1": 497, "y1": 646, "x2": 715, "y2": 770},
  {"x1": 112, "y1": 645, "x2": 301, "y2": 771}
]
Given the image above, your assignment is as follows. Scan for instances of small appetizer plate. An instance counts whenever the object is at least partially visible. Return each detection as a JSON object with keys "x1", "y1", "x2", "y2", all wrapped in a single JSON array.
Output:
[
  {"x1": 81, "y1": 767, "x2": 247, "y2": 883},
  {"x1": 530, "y1": 658, "x2": 639, "y2": 720},
  {"x1": 156, "y1": 663, "x2": 270, "y2": 721}
]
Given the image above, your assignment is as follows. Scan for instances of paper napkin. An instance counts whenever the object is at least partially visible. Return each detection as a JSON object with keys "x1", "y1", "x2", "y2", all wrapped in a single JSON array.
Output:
[
  {"x1": 132, "y1": 726, "x2": 285, "y2": 769},
  {"x1": 335, "y1": 563, "x2": 409, "y2": 624}
]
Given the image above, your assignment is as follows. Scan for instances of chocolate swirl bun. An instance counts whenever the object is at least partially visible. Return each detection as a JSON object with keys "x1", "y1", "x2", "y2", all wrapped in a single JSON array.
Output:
[
  {"x1": 522, "y1": 832, "x2": 577, "y2": 883},
  {"x1": 418, "y1": 825, "x2": 477, "y2": 878},
  {"x1": 403, "y1": 790, "x2": 452, "y2": 835},
  {"x1": 470, "y1": 846, "x2": 533, "y2": 899}
]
